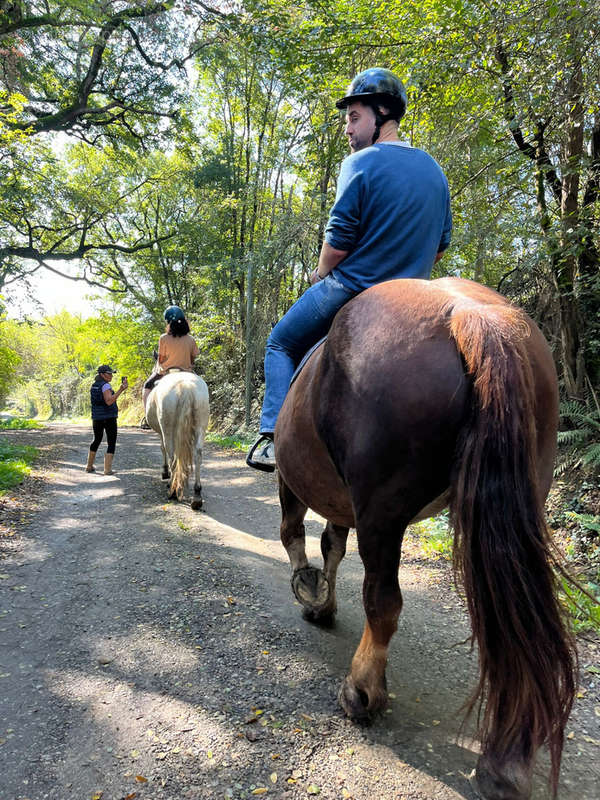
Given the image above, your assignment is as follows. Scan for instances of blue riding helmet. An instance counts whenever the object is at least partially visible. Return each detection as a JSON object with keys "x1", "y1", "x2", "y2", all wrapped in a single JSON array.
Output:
[
  {"x1": 335, "y1": 67, "x2": 407, "y2": 121},
  {"x1": 164, "y1": 305, "x2": 185, "y2": 323}
]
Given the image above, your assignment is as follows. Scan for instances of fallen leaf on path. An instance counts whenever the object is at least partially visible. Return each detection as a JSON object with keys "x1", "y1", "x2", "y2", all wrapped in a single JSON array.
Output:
[
  {"x1": 270, "y1": 772, "x2": 277, "y2": 783},
  {"x1": 582, "y1": 736, "x2": 600, "y2": 745},
  {"x1": 307, "y1": 785, "x2": 320, "y2": 795},
  {"x1": 135, "y1": 776, "x2": 148, "y2": 783},
  {"x1": 251, "y1": 789, "x2": 268, "y2": 795},
  {"x1": 123, "y1": 794, "x2": 137, "y2": 800}
]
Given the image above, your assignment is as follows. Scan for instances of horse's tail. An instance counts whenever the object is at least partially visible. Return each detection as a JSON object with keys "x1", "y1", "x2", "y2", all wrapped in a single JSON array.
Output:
[
  {"x1": 170, "y1": 385, "x2": 199, "y2": 500},
  {"x1": 447, "y1": 302, "x2": 576, "y2": 795}
]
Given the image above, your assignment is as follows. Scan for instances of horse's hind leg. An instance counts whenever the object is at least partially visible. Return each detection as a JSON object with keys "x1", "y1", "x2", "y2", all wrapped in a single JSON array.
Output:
[
  {"x1": 191, "y1": 438, "x2": 203, "y2": 511},
  {"x1": 279, "y1": 476, "x2": 346, "y2": 623},
  {"x1": 338, "y1": 515, "x2": 407, "y2": 720},
  {"x1": 300, "y1": 521, "x2": 348, "y2": 624},
  {"x1": 160, "y1": 437, "x2": 169, "y2": 480}
]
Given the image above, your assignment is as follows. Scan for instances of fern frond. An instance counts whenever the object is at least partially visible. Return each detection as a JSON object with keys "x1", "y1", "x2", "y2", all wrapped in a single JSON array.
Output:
[
  {"x1": 558, "y1": 429, "x2": 587, "y2": 445},
  {"x1": 560, "y1": 400, "x2": 587, "y2": 418},
  {"x1": 581, "y1": 444, "x2": 600, "y2": 467}
]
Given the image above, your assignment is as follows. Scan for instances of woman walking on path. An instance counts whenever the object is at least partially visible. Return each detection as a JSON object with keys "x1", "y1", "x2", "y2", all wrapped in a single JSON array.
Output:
[{"x1": 86, "y1": 365, "x2": 128, "y2": 475}]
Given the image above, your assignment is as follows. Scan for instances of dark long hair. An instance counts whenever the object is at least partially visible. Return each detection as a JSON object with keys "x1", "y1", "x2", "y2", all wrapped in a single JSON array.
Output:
[{"x1": 167, "y1": 318, "x2": 190, "y2": 337}]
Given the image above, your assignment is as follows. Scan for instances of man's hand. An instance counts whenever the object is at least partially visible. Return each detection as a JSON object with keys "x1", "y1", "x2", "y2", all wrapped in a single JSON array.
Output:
[
  {"x1": 313, "y1": 242, "x2": 349, "y2": 285},
  {"x1": 310, "y1": 268, "x2": 323, "y2": 285}
]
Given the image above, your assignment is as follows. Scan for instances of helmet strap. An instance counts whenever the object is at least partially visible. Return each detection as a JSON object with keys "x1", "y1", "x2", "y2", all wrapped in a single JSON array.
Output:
[{"x1": 371, "y1": 105, "x2": 394, "y2": 144}]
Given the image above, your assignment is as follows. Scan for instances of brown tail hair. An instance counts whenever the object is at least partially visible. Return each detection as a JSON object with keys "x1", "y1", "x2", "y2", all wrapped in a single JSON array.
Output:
[
  {"x1": 448, "y1": 302, "x2": 576, "y2": 795},
  {"x1": 170, "y1": 387, "x2": 198, "y2": 500}
]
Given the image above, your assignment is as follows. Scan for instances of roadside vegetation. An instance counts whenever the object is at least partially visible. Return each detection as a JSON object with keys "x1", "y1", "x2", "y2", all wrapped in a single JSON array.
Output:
[
  {"x1": 0, "y1": 417, "x2": 42, "y2": 494},
  {"x1": 0, "y1": 444, "x2": 37, "y2": 495}
]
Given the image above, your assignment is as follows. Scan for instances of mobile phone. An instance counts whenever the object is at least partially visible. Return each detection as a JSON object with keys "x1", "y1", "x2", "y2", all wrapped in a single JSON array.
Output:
[{"x1": 121, "y1": 376, "x2": 127, "y2": 384}]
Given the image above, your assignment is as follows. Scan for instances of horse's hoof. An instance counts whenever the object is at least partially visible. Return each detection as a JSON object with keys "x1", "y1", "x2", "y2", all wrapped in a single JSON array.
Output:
[
  {"x1": 291, "y1": 567, "x2": 330, "y2": 615},
  {"x1": 302, "y1": 606, "x2": 336, "y2": 627},
  {"x1": 162, "y1": 470, "x2": 170, "y2": 480},
  {"x1": 471, "y1": 755, "x2": 532, "y2": 800},
  {"x1": 338, "y1": 674, "x2": 388, "y2": 722},
  {"x1": 168, "y1": 490, "x2": 177, "y2": 501},
  {"x1": 191, "y1": 497, "x2": 203, "y2": 510},
  {"x1": 337, "y1": 676, "x2": 374, "y2": 722}
]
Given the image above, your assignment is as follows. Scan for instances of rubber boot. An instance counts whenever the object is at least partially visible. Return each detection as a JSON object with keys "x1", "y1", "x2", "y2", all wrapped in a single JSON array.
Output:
[
  {"x1": 104, "y1": 453, "x2": 115, "y2": 475},
  {"x1": 86, "y1": 450, "x2": 97, "y2": 473}
]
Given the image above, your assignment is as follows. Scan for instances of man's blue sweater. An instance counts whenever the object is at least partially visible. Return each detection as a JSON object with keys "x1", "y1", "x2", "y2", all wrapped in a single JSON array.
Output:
[{"x1": 325, "y1": 142, "x2": 452, "y2": 292}]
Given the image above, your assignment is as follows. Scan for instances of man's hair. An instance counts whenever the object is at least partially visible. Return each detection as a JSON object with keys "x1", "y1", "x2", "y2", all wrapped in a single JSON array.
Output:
[
  {"x1": 168, "y1": 318, "x2": 190, "y2": 337},
  {"x1": 363, "y1": 95, "x2": 403, "y2": 123}
]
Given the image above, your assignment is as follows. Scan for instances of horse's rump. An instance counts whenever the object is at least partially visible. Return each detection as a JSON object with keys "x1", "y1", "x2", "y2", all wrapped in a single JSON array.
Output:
[
  {"x1": 277, "y1": 278, "x2": 557, "y2": 521},
  {"x1": 147, "y1": 372, "x2": 210, "y2": 501}
]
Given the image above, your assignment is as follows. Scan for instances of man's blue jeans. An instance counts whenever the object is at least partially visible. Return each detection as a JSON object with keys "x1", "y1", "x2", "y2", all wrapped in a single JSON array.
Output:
[{"x1": 259, "y1": 272, "x2": 357, "y2": 434}]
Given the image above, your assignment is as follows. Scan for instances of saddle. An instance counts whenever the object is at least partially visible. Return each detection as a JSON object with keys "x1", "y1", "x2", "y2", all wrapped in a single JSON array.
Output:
[
  {"x1": 145, "y1": 367, "x2": 185, "y2": 392},
  {"x1": 290, "y1": 336, "x2": 327, "y2": 386}
]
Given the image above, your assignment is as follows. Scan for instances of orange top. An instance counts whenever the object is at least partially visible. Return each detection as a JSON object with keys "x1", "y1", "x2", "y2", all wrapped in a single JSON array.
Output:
[{"x1": 158, "y1": 333, "x2": 199, "y2": 372}]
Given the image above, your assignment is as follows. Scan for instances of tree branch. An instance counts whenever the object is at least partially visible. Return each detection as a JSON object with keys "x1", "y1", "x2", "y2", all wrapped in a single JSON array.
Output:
[{"x1": 494, "y1": 38, "x2": 563, "y2": 206}]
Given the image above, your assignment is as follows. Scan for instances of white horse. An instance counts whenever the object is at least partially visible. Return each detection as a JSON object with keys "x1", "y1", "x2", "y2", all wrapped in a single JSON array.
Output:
[{"x1": 145, "y1": 370, "x2": 210, "y2": 510}]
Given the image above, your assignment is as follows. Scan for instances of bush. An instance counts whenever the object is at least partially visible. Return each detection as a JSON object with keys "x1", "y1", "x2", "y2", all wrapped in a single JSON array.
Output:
[
  {"x1": 556, "y1": 399, "x2": 600, "y2": 477},
  {"x1": 0, "y1": 442, "x2": 37, "y2": 494}
]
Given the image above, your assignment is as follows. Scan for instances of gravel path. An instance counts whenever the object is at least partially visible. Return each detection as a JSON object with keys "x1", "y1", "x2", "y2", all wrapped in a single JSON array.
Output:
[{"x1": 0, "y1": 424, "x2": 598, "y2": 800}]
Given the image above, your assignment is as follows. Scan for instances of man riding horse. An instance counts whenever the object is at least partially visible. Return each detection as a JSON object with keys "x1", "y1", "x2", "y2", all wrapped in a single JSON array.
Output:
[{"x1": 247, "y1": 67, "x2": 452, "y2": 471}]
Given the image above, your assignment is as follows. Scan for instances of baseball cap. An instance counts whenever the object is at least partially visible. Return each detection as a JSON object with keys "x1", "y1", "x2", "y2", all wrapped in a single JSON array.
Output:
[{"x1": 97, "y1": 365, "x2": 116, "y2": 374}]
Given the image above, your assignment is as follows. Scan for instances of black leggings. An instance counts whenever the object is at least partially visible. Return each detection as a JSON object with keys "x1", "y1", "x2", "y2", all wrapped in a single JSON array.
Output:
[{"x1": 90, "y1": 418, "x2": 118, "y2": 454}]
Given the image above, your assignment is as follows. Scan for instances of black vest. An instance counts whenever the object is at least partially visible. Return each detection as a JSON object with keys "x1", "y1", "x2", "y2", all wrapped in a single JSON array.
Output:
[{"x1": 90, "y1": 377, "x2": 118, "y2": 420}]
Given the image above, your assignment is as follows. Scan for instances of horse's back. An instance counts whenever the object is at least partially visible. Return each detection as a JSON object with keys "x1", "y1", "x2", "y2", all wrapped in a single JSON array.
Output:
[
  {"x1": 276, "y1": 277, "x2": 557, "y2": 522},
  {"x1": 147, "y1": 371, "x2": 209, "y2": 436}
]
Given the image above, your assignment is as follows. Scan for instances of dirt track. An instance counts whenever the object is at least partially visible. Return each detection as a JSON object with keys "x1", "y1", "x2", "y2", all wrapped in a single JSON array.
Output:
[{"x1": 0, "y1": 424, "x2": 599, "y2": 800}]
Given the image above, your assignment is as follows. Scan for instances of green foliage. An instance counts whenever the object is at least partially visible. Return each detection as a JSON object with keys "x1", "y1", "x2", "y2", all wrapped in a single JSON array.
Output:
[
  {"x1": 205, "y1": 432, "x2": 255, "y2": 451},
  {"x1": 559, "y1": 574, "x2": 600, "y2": 635},
  {"x1": 556, "y1": 400, "x2": 600, "y2": 477},
  {"x1": 3, "y1": 311, "x2": 156, "y2": 422},
  {"x1": 0, "y1": 441, "x2": 36, "y2": 494},
  {"x1": 409, "y1": 512, "x2": 453, "y2": 560},
  {"x1": 0, "y1": 417, "x2": 43, "y2": 430},
  {"x1": 0, "y1": 305, "x2": 21, "y2": 407}
]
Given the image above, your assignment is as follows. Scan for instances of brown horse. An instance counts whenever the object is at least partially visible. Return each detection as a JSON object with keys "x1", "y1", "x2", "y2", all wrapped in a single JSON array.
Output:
[{"x1": 274, "y1": 277, "x2": 576, "y2": 800}]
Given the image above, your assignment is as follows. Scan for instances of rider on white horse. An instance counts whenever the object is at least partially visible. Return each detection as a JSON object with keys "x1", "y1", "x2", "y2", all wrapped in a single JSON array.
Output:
[{"x1": 142, "y1": 305, "x2": 200, "y2": 408}]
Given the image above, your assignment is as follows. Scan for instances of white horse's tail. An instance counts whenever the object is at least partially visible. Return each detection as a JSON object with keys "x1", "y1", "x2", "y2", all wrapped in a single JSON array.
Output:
[{"x1": 170, "y1": 388, "x2": 199, "y2": 500}]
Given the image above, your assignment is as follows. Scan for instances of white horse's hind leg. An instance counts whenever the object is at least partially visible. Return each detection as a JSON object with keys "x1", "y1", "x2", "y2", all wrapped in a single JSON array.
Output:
[
  {"x1": 191, "y1": 435, "x2": 203, "y2": 510},
  {"x1": 160, "y1": 436, "x2": 170, "y2": 480}
]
